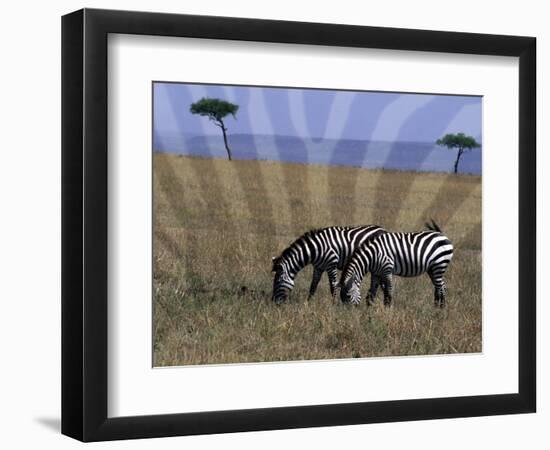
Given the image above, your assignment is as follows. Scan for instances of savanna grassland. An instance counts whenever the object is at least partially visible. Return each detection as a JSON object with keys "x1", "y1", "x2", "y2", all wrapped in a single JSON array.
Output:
[{"x1": 153, "y1": 152, "x2": 481, "y2": 366}]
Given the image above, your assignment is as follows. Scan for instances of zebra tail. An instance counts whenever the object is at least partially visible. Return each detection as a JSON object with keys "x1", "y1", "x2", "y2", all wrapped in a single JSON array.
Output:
[{"x1": 425, "y1": 219, "x2": 442, "y2": 233}]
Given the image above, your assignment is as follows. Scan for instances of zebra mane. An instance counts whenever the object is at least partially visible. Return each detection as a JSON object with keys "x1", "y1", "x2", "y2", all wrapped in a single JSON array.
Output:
[
  {"x1": 275, "y1": 227, "x2": 343, "y2": 266},
  {"x1": 274, "y1": 225, "x2": 376, "y2": 270},
  {"x1": 276, "y1": 228, "x2": 321, "y2": 263}
]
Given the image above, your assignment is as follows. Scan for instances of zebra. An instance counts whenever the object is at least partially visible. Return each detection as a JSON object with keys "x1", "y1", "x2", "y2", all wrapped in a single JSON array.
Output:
[
  {"x1": 271, "y1": 225, "x2": 386, "y2": 304},
  {"x1": 340, "y1": 221, "x2": 453, "y2": 307}
]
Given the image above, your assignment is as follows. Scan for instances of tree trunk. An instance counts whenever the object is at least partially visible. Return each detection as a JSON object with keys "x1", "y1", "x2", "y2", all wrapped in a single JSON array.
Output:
[
  {"x1": 219, "y1": 120, "x2": 232, "y2": 161},
  {"x1": 453, "y1": 147, "x2": 463, "y2": 174}
]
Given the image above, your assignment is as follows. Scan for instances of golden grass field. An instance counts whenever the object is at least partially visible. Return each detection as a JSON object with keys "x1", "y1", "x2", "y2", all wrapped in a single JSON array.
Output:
[{"x1": 153, "y1": 152, "x2": 482, "y2": 366}]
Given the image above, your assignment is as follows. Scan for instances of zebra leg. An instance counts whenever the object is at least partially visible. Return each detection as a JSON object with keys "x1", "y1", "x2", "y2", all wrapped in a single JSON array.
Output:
[
  {"x1": 327, "y1": 266, "x2": 340, "y2": 299},
  {"x1": 435, "y1": 284, "x2": 446, "y2": 308},
  {"x1": 382, "y1": 274, "x2": 393, "y2": 307},
  {"x1": 433, "y1": 282, "x2": 446, "y2": 308},
  {"x1": 366, "y1": 275, "x2": 381, "y2": 306},
  {"x1": 307, "y1": 267, "x2": 323, "y2": 301},
  {"x1": 429, "y1": 269, "x2": 447, "y2": 308}
]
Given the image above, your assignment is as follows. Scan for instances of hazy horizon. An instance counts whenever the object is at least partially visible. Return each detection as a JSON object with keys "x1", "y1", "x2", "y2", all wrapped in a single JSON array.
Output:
[{"x1": 155, "y1": 131, "x2": 482, "y2": 144}]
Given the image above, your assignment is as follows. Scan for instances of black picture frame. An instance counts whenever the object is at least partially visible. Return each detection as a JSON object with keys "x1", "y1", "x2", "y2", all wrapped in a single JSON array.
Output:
[{"x1": 61, "y1": 8, "x2": 536, "y2": 442}]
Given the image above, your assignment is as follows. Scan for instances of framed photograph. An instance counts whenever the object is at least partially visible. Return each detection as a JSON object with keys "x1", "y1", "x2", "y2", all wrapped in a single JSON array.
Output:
[{"x1": 62, "y1": 8, "x2": 536, "y2": 441}]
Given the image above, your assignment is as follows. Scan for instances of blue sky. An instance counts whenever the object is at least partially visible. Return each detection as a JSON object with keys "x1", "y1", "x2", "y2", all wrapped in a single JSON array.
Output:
[
  {"x1": 152, "y1": 82, "x2": 482, "y2": 173},
  {"x1": 154, "y1": 82, "x2": 481, "y2": 142}
]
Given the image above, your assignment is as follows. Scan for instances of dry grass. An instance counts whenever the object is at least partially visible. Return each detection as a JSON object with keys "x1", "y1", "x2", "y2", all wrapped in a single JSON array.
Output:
[{"x1": 153, "y1": 153, "x2": 482, "y2": 366}]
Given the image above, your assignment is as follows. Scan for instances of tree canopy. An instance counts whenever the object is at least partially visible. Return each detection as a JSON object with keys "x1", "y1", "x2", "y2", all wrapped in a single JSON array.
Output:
[
  {"x1": 190, "y1": 97, "x2": 239, "y2": 160},
  {"x1": 189, "y1": 98, "x2": 239, "y2": 123},
  {"x1": 436, "y1": 133, "x2": 480, "y2": 151},
  {"x1": 436, "y1": 132, "x2": 480, "y2": 174}
]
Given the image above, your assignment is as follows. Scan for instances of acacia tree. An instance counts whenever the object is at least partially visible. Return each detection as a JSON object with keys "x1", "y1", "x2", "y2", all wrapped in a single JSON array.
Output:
[
  {"x1": 190, "y1": 98, "x2": 239, "y2": 160},
  {"x1": 436, "y1": 132, "x2": 481, "y2": 174}
]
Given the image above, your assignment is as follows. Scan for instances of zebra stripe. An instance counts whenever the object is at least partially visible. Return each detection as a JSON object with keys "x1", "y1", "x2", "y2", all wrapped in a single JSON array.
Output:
[
  {"x1": 340, "y1": 228, "x2": 453, "y2": 307},
  {"x1": 271, "y1": 225, "x2": 385, "y2": 304}
]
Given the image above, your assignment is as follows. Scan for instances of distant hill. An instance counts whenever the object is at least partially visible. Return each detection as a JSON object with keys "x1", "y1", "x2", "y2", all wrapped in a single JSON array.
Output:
[{"x1": 153, "y1": 132, "x2": 482, "y2": 174}]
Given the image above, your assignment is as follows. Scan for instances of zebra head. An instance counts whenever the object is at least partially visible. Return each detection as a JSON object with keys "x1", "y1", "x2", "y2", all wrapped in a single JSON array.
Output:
[
  {"x1": 271, "y1": 256, "x2": 295, "y2": 304},
  {"x1": 340, "y1": 273, "x2": 361, "y2": 305}
]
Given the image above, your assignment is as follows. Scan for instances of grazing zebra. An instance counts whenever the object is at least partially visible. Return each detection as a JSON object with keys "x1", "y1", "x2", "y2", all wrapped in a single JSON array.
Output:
[
  {"x1": 271, "y1": 225, "x2": 385, "y2": 304},
  {"x1": 340, "y1": 221, "x2": 453, "y2": 307}
]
